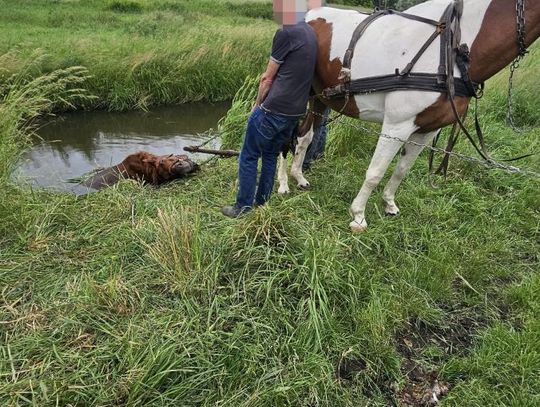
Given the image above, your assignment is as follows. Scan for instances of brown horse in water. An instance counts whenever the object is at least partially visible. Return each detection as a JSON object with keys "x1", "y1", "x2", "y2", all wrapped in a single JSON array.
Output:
[
  {"x1": 277, "y1": 0, "x2": 540, "y2": 232},
  {"x1": 82, "y1": 151, "x2": 199, "y2": 190}
]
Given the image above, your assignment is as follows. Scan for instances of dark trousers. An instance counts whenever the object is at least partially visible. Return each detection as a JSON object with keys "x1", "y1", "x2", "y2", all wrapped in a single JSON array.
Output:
[
  {"x1": 236, "y1": 106, "x2": 299, "y2": 209},
  {"x1": 303, "y1": 107, "x2": 330, "y2": 171}
]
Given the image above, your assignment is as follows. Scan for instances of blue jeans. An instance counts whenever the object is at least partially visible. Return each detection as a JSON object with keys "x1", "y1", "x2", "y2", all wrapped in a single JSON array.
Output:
[
  {"x1": 236, "y1": 106, "x2": 299, "y2": 209},
  {"x1": 303, "y1": 107, "x2": 330, "y2": 171}
]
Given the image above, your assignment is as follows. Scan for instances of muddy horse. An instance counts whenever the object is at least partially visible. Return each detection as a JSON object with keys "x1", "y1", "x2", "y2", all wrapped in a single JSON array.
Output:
[
  {"x1": 277, "y1": 0, "x2": 539, "y2": 232},
  {"x1": 82, "y1": 151, "x2": 199, "y2": 190}
]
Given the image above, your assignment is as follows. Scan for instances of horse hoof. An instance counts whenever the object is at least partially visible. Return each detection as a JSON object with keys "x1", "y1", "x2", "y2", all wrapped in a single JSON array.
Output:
[
  {"x1": 298, "y1": 183, "x2": 311, "y2": 191},
  {"x1": 349, "y1": 220, "x2": 368, "y2": 233},
  {"x1": 384, "y1": 202, "x2": 400, "y2": 216},
  {"x1": 278, "y1": 186, "x2": 290, "y2": 194}
]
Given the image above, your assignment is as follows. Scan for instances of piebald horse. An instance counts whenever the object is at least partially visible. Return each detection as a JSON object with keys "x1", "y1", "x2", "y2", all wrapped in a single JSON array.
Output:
[{"x1": 277, "y1": 0, "x2": 540, "y2": 232}]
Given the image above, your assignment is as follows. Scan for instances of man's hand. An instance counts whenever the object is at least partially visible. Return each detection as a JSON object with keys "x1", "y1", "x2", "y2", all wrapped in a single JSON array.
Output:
[{"x1": 253, "y1": 59, "x2": 280, "y2": 110}]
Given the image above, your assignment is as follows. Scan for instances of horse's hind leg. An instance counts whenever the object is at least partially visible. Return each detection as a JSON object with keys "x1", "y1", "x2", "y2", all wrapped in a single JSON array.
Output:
[
  {"x1": 287, "y1": 97, "x2": 325, "y2": 191},
  {"x1": 290, "y1": 127, "x2": 314, "y2": 190},
  {"x1": 278, "y1": 128, "x2": 314, "y2": 194},
  {"x1": 349, "y1": 119, "x2": 417, "y2": 232},
  {"x1": 382, "y1": 130, "x2": 439, "y2": 215},
  {"x1": 277, "y1": 153, "x2": 290, "y2": 194}
]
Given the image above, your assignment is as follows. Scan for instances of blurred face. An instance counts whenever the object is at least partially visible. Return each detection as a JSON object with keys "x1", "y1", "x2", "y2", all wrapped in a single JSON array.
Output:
[{"x1": 273, "y1": 0, "x2": 323, "y2": 26}]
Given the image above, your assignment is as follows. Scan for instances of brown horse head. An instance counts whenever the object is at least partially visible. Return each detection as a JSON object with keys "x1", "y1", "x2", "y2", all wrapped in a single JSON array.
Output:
[{"x1": 141, "y1": 153, "x2": 200, "y2": 183}]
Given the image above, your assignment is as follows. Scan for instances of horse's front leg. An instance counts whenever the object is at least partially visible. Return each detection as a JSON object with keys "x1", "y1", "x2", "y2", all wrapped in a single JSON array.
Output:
[
  {"x1": 290, "y1": 127, "x2": 314, "y2": 190},
  {"x1": 349, "y1": 119, "x2": 417, "y2": 232},
  {"x1": 382, "y1": 130, "x2": 439, "y2": 215}
]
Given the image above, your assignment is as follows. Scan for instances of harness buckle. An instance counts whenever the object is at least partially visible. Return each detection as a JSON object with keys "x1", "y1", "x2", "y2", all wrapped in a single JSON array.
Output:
[{"x1": 338, "y1": 68, "x2": 351, "y2": 82}]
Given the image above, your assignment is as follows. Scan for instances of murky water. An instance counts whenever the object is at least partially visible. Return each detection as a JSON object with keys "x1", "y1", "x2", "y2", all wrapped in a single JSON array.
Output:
[{"x1": 15, "y1": 102, "x2": 230, "y2": 193}]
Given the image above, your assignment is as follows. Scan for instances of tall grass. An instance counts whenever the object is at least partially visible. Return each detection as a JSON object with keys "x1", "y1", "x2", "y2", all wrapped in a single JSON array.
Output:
[
  {"x1": 0, "y1": 52, "x2": 94, "y2": 182},
  {"x1": 218, "y1": 75, "x2": 259, "y2": 148}
]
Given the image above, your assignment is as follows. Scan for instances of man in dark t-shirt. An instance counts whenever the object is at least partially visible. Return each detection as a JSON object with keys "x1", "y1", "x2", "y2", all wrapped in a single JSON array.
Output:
[
  {"x1": 222, "y1": 0, "x2": 320, "y2": 218},
  {"x1": 262, "y1": 23, "x2": 318, "y2": 116}
]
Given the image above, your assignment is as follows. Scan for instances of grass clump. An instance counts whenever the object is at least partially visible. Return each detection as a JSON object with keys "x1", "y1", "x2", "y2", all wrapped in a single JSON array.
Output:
[
  {"x1": 107, "y1": 0, "x2": 144, "y2": 13},
  {"x1": 219, "y1": 75, "x2": 259, "y2": 149},
  {"x1": 0, "y1": 52, "x2": 94, "y2": 182}
]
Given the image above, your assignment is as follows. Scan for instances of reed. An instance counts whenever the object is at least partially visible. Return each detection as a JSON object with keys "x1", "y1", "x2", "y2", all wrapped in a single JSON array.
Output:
[{"x1": 0, "y1": 52, "x2": 94, "y2": 181}]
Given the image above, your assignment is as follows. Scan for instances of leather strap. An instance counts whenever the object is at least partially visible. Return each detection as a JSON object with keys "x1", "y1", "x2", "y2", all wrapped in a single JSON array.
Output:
[
  {"x1": 342, "y1": 10, "x2": 388, "y2": 75},
  {"x1": 323, "y1": 72, "x2": 477, "y2": 99},
  {"x1": 342, "y1": 9, "x2": 441, "y2": 75}
]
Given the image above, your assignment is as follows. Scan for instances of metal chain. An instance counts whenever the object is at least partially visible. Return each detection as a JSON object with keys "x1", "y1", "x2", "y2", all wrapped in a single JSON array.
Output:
[
  {"x1": 507, "y1": 0, "x2": 529, "y2": 130},
  {"x1": 324, "y1": 114, "x2": 540, "y2": 179},
  {"x1": 195, "y1": 111, "x2": 538, "y2": 178},
  {"x1": 516, "y1": 0, "x2": 528, "y2": 57}
]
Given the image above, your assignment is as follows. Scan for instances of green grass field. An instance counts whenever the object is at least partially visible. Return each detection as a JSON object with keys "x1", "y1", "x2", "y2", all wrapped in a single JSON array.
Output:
[
  {"x1": 0, "y1": 0, "x2": 275, "y2": 110},
  {"x1": 1, "y1": 1, "x2": 539, "y2": 406}
]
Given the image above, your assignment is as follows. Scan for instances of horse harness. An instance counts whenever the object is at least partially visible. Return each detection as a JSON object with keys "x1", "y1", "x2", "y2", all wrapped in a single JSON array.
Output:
[
  {"x1": 319, "y1": 0, "x2": 533, "y2": 170},
  {"x1": 322, "y1": 0, "x2": 480, "y2": 101}
]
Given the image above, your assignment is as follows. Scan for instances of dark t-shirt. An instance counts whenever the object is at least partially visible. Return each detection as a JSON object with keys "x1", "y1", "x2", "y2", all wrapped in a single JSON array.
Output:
[{"x1": 261, "y1": 21, "x2": 318, "y2": 117}]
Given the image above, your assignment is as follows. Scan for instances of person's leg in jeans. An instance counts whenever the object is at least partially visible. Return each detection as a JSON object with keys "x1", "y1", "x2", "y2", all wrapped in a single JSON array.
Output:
[
  {"x1": 255, "y1": 117, "x2": 298, "y2": 206},
  {"x1": 303, "y1": 107, "x2": 330, "y2": 171},
  {"x1": 235, "y1": 107, "x2": 266, "y2": 210}
]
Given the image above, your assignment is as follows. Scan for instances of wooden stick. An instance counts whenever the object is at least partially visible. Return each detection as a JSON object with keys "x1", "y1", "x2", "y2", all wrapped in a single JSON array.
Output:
[{"x1": 184, "y1": 145, "x2": 239, "y2": 157}]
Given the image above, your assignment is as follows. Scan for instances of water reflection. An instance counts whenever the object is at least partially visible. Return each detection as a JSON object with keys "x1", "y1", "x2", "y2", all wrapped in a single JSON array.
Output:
[{"x1": 16, "y1": 101, "x2": 230, "y2": 193}]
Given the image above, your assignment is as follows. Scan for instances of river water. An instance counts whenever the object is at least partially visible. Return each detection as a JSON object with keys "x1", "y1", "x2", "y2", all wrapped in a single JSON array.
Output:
[{"x1": 15, "y1": 101, "x2": 230, "y2": 193}]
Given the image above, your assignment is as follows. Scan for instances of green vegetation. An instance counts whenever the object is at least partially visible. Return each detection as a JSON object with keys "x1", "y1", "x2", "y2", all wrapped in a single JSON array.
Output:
[
  {"x1": 1, "y1": 1, "x2": 539, "y2": 406},
  {"x1": 0, "y1": 0, "x2": 274, "y2": 110}
]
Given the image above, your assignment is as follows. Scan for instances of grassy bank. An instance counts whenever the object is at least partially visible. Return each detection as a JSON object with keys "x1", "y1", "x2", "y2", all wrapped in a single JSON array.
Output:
[
  {"x1": 1, "y1": 1, "x2": 540, "y2": 406},
  {"x1": 0, "y1": 0, "x2": 274, "y2": 110},
  {"x1": 2, "y1": 68, "x2": 539, "y2": 407}
]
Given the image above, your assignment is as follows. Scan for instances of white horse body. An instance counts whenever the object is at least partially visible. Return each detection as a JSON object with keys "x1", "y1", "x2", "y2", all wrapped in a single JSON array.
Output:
[{"x1": 278, "y1": 0, "x2": 492, "y2": 231}]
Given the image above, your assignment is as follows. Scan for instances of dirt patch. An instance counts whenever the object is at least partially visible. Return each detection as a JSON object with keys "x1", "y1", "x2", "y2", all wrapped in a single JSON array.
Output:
[
  {"x1": 335, "y1": 306, "x2": 488, "y2": 406},
  {"x1": 336, "y1": 355, "x2": 367, "y2": 382},
  {"x1": 396, "y1": 328, "x2": 450, "y2": 406},
  {"x1": 394, "y1": 305, "x2": 489, "y2": 406}
]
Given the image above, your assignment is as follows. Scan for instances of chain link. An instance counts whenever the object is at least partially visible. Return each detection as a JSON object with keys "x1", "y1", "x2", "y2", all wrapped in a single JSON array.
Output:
[
  {"x1": 507, "y1": 0, "x2": 529, "y2": 130},
  {"x1": 324, "y1": 114, "x2": 540, "y2": 179},
  {"x1": 516, "y1": 0, "x2": 528, "y2": 57}
]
